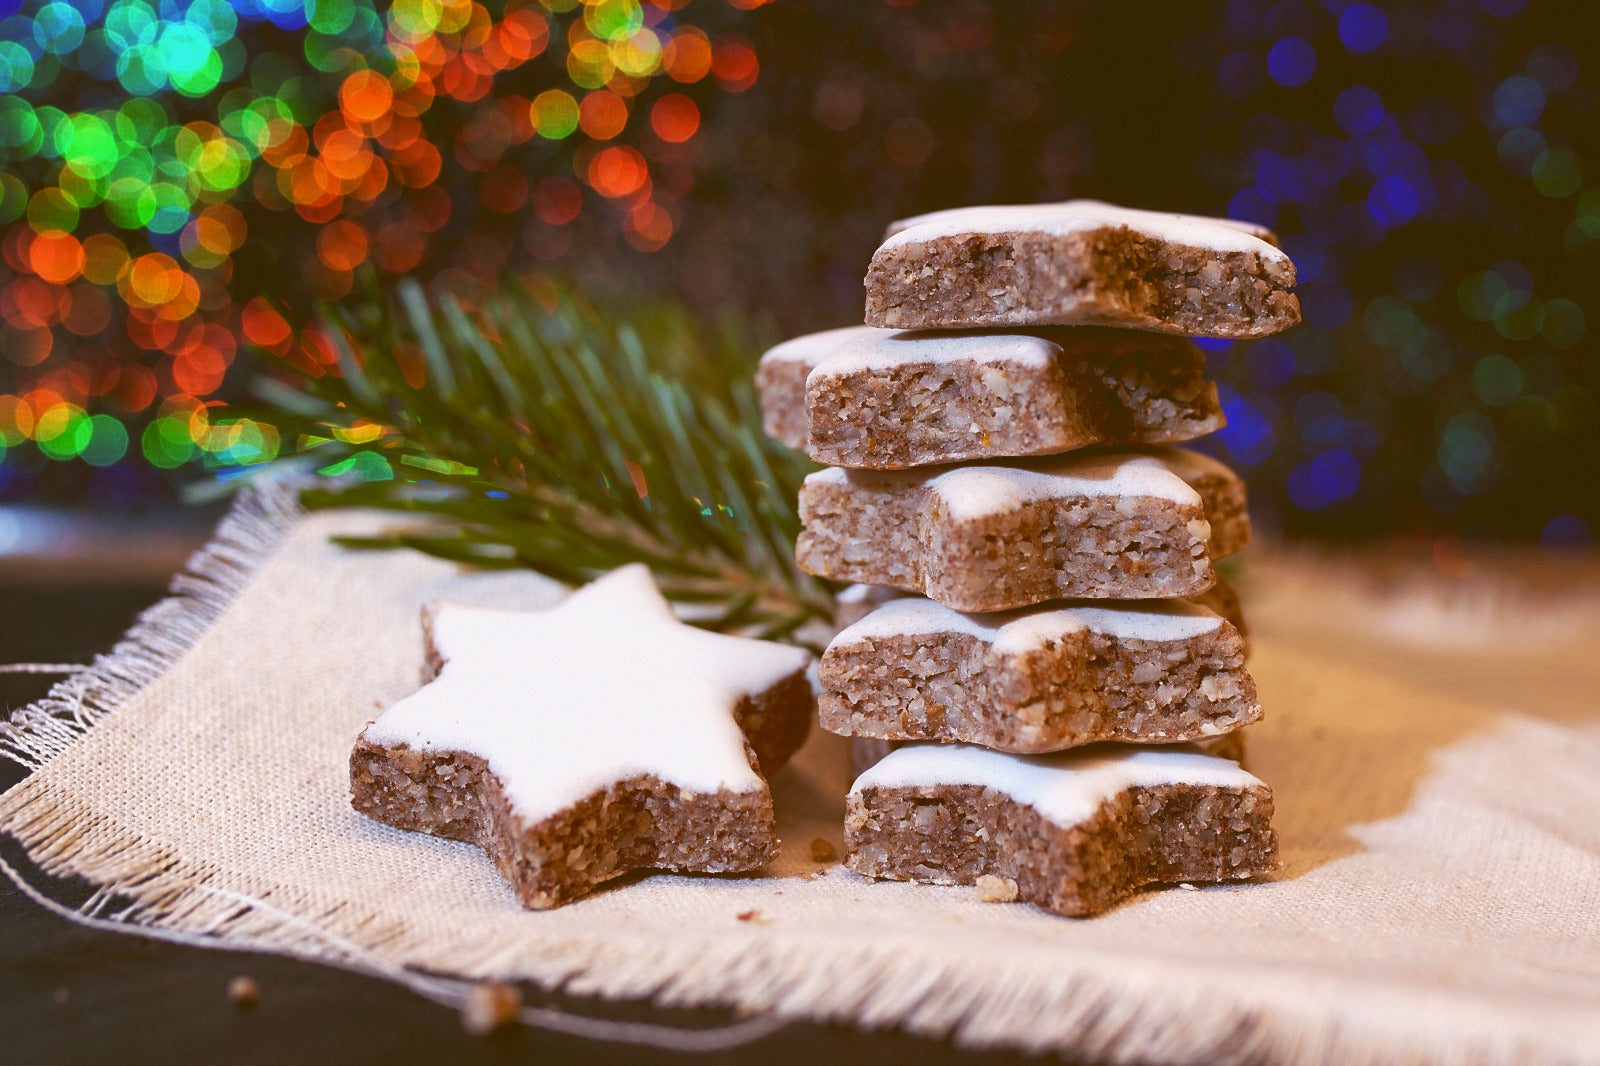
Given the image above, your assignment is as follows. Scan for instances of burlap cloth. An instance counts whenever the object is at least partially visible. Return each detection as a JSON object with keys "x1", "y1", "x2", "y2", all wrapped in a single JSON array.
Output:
[{"x1": 4, "y1": 487, "x2": 1600, "y2": 1064}]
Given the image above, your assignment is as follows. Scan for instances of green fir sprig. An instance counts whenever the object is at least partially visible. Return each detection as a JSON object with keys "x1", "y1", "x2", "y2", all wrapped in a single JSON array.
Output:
[{"x1": 251, "y1": 278, "x2": 834, "y2": 646}]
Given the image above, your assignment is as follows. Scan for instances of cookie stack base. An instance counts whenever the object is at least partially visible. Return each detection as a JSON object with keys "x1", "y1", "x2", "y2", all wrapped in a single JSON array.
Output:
[{"x1": 846, "y1": 774, "x2": 1276, "y2": 918}]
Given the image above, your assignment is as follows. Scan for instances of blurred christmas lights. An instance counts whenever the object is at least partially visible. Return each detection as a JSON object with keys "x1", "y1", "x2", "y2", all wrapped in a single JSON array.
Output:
[{"x1": 0, "y1": 0, "x2": 768, "y2": 486}]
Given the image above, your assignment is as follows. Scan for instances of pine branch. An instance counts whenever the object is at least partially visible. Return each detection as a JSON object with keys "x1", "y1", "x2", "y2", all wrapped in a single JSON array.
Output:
[{"x1": 246, "y1": 278, "x2": 835, "y2": 647}]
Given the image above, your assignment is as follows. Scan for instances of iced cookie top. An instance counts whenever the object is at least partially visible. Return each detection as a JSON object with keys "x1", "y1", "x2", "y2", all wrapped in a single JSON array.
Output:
[
  {"x1": 362, "y1": 565, "x2": 810, "y2": 825},
  {"x1": 805, "y1": 447, "x2": 1232, "y2": 520},
  {"x1": 832, "y1": 595, "x2": 1223, "y2": 655},
  {"x1": 759, "y1": 325, "x2": 1059, "y2": 378},
  {"x1": 881, "y1": 199, "x2": 1285, "y2": 260},
  {"x1": 852, "y1": 742, "x2": 1262, "y2": 828}
]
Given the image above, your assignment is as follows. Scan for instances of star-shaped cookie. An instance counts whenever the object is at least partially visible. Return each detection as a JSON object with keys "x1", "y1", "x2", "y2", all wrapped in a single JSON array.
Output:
[
  {"x1": 350, "y1": 564, "x2": 814, "y2": 908},
  {"x1": 819, "y1": 595, "x2": 1259, "y2": 752},
  {"x1": 846, "y1": 743, "x2": 1279, "y2": 916}
]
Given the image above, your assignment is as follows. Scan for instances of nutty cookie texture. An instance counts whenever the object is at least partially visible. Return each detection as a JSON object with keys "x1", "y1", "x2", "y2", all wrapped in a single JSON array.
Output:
[
  {"x1": 865, "y1": 200, "x2": 1299, "y2": 338},
  {"x1": 796, "y1": 447, "x2": 1250, "y2": 611},
  {"x1": 846, "y1": 743, "x2": 1278, "y2": 917},
  {"x1": 756, "y1": 325, "x2": 1223, "y2": 470},
  {"x1": 350, "y1": 565, "x2": 813, "y2": 909},
  {"x1": 819, "y1": 596, "x2": 1258, "y2": 752}
]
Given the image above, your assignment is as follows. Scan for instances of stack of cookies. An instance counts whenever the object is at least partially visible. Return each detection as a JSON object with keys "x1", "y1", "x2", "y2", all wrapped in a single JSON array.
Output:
[{"x1": 757, "y1": 200, "x2": 1299, "y2": 917}]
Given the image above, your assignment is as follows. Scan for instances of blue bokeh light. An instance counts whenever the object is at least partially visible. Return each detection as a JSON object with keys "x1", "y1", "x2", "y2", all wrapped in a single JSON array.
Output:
[
  {"x1": 1246, "y1": 339, "x2": 1295, "y2": 389},
  {"x1": 1334, "y1": 85, "x2": 1384, "y2": 135},
  {"x1": 1216, "y1": 384, "x2": 1277, "y2": 467},
  {"x1": 1541, "y1": 514, "x2": 1593, "y2": 550},
  {"x1": 1288, "y1": 449, "x2": 1362, "y2": 510},
  {"x1": 1337, "y1": 4, "x2": 1387, "y2": 53},
  {"x1": 1493, "y1": 76, "x2": 1545, "y2": 127},
  {"x1": 1267, "y1": 37, "x2": 1316, "y2": 87},
  {"x1": 1227, "y1": 187, "x2": 1276, "y2": 227},
  {"x1": 1480, "y1": 0, "x2": 1528, "y2": 17},
  {"x1": 1368, "y1": 175, "x2": 1422, "y2": 226}
]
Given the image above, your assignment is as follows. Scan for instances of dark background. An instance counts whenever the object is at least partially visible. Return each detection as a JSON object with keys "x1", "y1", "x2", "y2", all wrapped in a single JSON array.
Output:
[{"x1": 0, "y1": 0, "x2": 1595, "y2": 542}]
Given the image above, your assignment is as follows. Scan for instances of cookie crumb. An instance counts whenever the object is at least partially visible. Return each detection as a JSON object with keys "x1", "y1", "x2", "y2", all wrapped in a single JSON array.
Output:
[
  {"x1": 974, "y1": 875, "x2": 1019, "y2": 903},
  {"x1": 736, "y1": 909, "x2": 761, "y2": 923},
  {"x1": 809, "y1": 838, "x2": 838, "y2": 863},
  {"x1": 227, "y1": 976, "x2": 260, "y2": 1008},
  {"x1": 461, "y1": 982, "x2": 521, "y2": 1036}
]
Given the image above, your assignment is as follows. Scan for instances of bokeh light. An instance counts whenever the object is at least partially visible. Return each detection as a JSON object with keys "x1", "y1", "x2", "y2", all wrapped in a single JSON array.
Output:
[{"x1": 1, "y1": 0, "x2": 764, "y2": 494}]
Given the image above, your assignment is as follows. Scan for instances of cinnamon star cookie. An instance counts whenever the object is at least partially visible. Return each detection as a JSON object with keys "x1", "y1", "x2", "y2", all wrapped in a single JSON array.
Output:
[
  {"x1": 846, "y1": 743, "x2": 1278, "y2": 917},
  {"x1": 350, "y1": 565, "x2": 813, "y2": 908},
  {"x1": 865, "y1": 199, "x2": 1299, "y2": 337},
  {"x1": 820, "y1": 596, "x2": 1258, "y2": 752},
  {"x1": 756, "y1": 325, "x2": 1224, "y2": 469},
  {"x1": 796, "y1": 448, "x2": 1251, "y2": 610}
]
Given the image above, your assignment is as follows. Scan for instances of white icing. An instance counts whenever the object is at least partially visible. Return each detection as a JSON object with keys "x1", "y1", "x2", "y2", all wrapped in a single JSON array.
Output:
[
  {"x1": 1062, "y1": 601, "x2": 1222, "y2": 642},
  {"x1": 851, "y1": 742, "x2": 1262, "y2": 828},
  {"x1": 761, "y1": 325, "x2": 1059, "y2": 387},
  {"x1": 880, "y1": 199, "x2": 1285, "y2": 260},
  {"x1": 831, "y1": 596, "x2": 1220, "y2": 655},
  {"x1": 928, "y1": 451, "x2": 1203, "y2": 520},
  {"x1": 805, "y1": 466, "x2": 852, "y2": 487},
  {"x1": 362, "y1": 564, "x2": 811, "y2": 825},
  {"x1": 804, "y1": 448, "x2": 1228, "y2": 521},
  {"x1": 759, "y1": 326, "x2": 875, "y2": 371}
]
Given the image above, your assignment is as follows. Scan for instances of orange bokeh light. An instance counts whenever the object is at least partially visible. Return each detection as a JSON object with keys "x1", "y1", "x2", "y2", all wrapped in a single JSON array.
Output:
[
  {"x1": 579, "y1": 90, "x2": 629, "y2": 140},
  {"x1": 241, "y1": 297, "x2": 292, "y2": 349},
  {"x1": 29, "y1": 231, "x2": 85, "y2": 285},
  {"x1": 663, "y1": 29, "x2": 713, "y2": 83},
  {"x1": 650, "y1": 94, "x2": 700, "y2": 143},
  {"x1": 340, "y1": 70, "x2": 396, "y2": 128},
  {"x1": 586, "y1": 146, "x2": 649, "y2": 199},
  {"x1": 373, "y1": 223, "x2": 426, "y2": 273},
  {"x1": 712, "y1": 38, "x2": 759, "y2": 92},
  {"x1": 317, "y1": 220, "x2": 371, "y2": 272},
  {"x1": 624, "y1": 200, "x2": 673, "y2": 252},
  {"x1": 532, "y1": 177, "x2": 583, "y2": 226}
]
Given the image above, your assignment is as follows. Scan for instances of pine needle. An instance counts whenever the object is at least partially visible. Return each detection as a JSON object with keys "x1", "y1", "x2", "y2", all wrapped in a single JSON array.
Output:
[{"x1": 246, "y1": 278, "x2": 834, "y2": 647}]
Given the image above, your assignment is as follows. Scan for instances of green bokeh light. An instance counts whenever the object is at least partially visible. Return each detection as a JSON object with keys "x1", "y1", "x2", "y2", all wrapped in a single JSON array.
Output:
[
  {"x1": 141, "y1": 416, "x2": 198, "y2": 469},
  {"x1": 82, "y1": 414, "x2": 131, "y2": 467}
]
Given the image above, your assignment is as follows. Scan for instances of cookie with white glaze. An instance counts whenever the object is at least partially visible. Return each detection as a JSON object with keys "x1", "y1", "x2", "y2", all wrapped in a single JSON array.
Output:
[
  {"x1": 864, "y1": 200, "x2": 1299, "y2": 338},
  {"x1": 831, "y1": 578, "x2": 1248, "y2": 636},
  {"x1": 846, "y1": 730, "x2": 1251, "y2": 778},
  {"x1": 756, "y1": 325, "x2": 1224, "y2": 469},
  {"x1": 349, "y1": 565, "x2": 813, "y2": 909},
  {"x1": 820, "y1": 596, "x2": 1257, "y2": 752},
  {"x1": 796, "y1": 448, "x2": 1251, "y2": 611},
  {"x1": 845, "y1": 743, "x2": 1278, "y2": 917}
]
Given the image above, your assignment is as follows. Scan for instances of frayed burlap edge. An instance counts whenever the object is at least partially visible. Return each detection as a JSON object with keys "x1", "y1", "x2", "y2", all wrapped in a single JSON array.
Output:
[
  {"x1": 0, "y1": 486, "x2": 1573, "y2": 1064},
  {"x1": 0, "y1": 482, "x2": 784, "y2": 1051},
  {"x1": 0, "y1": 482, "x2": 302, "y2": 770}
]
